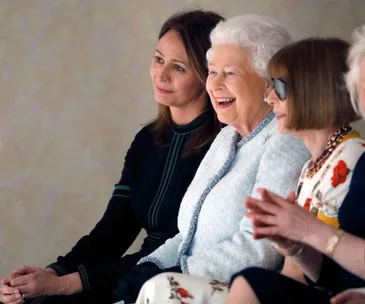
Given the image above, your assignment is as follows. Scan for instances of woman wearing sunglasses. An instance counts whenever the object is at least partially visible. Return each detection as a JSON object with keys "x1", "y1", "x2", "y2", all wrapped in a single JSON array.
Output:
[{"x1": 225, "y1": 37, "x2": 365, "y2": 304}]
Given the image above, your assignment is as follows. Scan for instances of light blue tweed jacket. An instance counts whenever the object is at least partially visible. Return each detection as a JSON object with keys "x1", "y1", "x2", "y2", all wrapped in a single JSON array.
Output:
[{"x1": 139, "y1": 113, "x2": 310, "y2": 282}]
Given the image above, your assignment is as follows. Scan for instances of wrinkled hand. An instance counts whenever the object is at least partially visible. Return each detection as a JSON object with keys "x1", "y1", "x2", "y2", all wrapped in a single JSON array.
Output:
[
  {"x1": 331, "y1": 291, "x2": 365, "y2": 304},
  {"x1": 4, "y1": 266, "x2": 61, "y2": 299},
  {"x1": 245, "y1": 188, "x2": 323, "y2": 244}
]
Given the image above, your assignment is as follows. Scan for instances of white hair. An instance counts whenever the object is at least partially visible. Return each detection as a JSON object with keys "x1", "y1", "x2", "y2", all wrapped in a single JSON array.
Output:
[
  {"x1": 206, "y1": 14, "x2": 292, "y2": 77},
  {"x1": 346, "y1": 25, "x2": 365, "y2": 120}
]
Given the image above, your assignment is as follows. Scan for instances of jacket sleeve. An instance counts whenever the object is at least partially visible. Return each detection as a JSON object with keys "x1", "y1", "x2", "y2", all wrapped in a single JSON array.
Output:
[
  {"x1": 183, "y1": 134, "x2": 310, "y2": 282},
  {"x1": 137, "y1": 232, "x2": 183, "y2": 269},
  {"x1": 47, "y1": 132, "x2": 143, "y2": 277}
]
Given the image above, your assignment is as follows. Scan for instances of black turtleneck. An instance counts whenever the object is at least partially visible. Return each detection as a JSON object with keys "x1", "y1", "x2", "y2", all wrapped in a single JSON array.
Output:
[{"x1": 46, "y1": 111, "x2": 214, "y2": 295}]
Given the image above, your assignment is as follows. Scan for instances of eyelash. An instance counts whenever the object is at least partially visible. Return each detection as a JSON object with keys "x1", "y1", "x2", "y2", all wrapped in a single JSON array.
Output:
[
  {"x1": 174, "y1": 65, "x2": 185, "y2": 72},
  {"x1": 154, "y1": 56, "x2": 164, "y2": 64},
  {"x1": 208, "y1": 70, "x2": 236, "y2": 76},
  {"x1": 154, "y1": 55, "x2": 185, "y2": 73}
]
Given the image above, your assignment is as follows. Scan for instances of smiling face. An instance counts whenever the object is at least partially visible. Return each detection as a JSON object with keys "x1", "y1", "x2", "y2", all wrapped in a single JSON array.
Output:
[
  {"x1": 150, "y1": 30, "x2": 206, "y2": 113},
  {"x1": 206, "y1": 44, "x2": 267, "y2": 129}
]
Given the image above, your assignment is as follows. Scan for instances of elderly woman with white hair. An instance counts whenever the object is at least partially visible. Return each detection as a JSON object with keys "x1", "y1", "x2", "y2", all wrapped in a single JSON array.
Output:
[{"x1": 111, "y1": 14, "x2": 310, "y2": 304}]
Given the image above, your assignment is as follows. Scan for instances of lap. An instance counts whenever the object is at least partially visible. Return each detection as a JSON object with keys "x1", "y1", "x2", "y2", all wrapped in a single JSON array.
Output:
[
  {"x1": 136, "y1": 272, "x2": 229, "y2": 304},
  {"x1": 25, "y1": 290, "x2": 113, "y2": 304},
  {"x1": 232, "y1": 267, "x2": 331, "y2": 304}
]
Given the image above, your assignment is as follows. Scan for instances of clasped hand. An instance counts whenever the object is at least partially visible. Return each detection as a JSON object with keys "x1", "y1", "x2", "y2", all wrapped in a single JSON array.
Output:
[
  {"x1": 245, "y1": 188, "x2": 323, "y2": 255},
  {"x1": 0, "y1": 266, "x2": 60, "y2": 303}
]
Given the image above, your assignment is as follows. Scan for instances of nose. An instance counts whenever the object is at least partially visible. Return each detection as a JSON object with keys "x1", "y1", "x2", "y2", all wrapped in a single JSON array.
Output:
[
  {"x1": 157, "y1": 65, "x2": 170, "y2": 82},
  {"x1": 208, "y1": 73, "x2": 225, "y2": 91},
  {"x1": 266, "y1": 88, "x2": 279, "y2": 107}
]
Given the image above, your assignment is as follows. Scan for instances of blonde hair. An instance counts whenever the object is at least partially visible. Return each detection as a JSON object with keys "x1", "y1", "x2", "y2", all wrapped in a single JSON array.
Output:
[{"x1": 346, "y1": 25, "x2": 365, "y2": 120}]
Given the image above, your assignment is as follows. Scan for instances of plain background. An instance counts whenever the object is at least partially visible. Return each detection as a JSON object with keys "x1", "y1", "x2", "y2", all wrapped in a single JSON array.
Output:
[{"x1": 0, "y1": 0, "x2": 364, "y2": 277}]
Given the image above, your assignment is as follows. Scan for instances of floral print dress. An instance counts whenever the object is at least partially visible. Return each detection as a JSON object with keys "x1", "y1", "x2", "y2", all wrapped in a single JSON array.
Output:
[
  {"x1": 296, "y1": 132, "x2": 365, "y2": 228},
  {"x1": 133, "y1": 132, "x2": 365, "y2": 304},
  {"x1": 135, "y1": 272, "x2": 229, "y2": 304}
]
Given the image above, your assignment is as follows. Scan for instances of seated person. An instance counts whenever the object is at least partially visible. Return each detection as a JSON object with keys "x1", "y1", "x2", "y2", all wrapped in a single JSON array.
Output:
[
  {"x1": 226, "y1": 33, "x2": 365, "y2": 304},
  {"x1": 0, "y1": 10, "x2": 224, "y2": 304}
]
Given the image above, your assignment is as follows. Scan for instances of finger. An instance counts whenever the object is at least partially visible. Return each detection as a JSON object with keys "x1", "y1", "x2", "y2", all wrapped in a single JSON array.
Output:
[
  {"x1": 286, "y1": 191, "x2": 296, "y2": 204},
  {"x1": 1, "y1": 284, "x2": 20, "y2": 295},
  {"x1": 13, "y1": 266, "x2": 40, "y2": 275},
  {"x1": 17, "y1": 284, "x2": 33, "y2": 295},
  {"x1": 2, "y1": 272, "x2": 22, "y2": 285},
  {"x1": 249, "y1": 213, "x2": 276, "y2": 226},
  {"x1": 244, "y1": 197, "x2": 266, "y2": 213},
  {"x1": 10, "y1": 274, "x2": 31, "y2": 287},
  {"x1": 331, "y1": 291, "x2": 359, "y2": 304},
  {"x1": 0, "y1": 292, "x2": 22, "y2": 303},
  {"x1": 245, "y1": 197, "x2": 281, "y2": 215},
  {"x1": 12, "y1": 267, "x2": 29, "y2": 276},
  {"x1": 258, "y1": 188, "x2": 289, "y2": 208},
  {"x1": 253, "y1": 226, "x2": 279, "y2": 239},
  {"x1": 1, "y1": 275, "x2": 13, "y2": 285},
  {"x1": 250, "y1": 217, "x2": 271, "y2": 229}
]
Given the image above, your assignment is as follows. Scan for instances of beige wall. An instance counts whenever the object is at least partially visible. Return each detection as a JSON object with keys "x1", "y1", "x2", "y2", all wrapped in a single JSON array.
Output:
[{"x1": 0, "y1": 0, "x2": 364, "y2": 277}]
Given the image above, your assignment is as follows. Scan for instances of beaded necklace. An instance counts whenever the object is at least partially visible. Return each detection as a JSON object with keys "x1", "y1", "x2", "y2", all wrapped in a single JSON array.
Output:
[{"x1": 305, "y1": 126, "x2": 352, "y2": 179}]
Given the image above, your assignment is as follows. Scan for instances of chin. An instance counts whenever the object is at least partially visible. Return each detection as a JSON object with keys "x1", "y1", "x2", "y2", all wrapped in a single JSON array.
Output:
[
  {"x1": 155, "y1": 96, "x2": 173, "y2": 107},
  {"x1": 216, "y1": 114, "x2": 232, "y2": 125}
]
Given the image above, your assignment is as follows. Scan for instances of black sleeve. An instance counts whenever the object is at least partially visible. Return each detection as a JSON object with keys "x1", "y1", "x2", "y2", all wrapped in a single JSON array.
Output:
[
  {"x1": 316, "y1": 152, "x2": 365, "y2": 289},
  {"x1": 47, "y1": 132, "x2": 143, "y2": 276}
]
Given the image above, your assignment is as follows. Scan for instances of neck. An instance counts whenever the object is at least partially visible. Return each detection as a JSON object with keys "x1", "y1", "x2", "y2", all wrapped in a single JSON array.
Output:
[
  {"x1": 296, "y1": 128, "x2": 337, "y2": 160},
  {"x1": 170, "y1": 93, "x2": 207, "y2": 126},
  {"x1": 234, "y1": 103, "x2": 272, "y2": 137}
]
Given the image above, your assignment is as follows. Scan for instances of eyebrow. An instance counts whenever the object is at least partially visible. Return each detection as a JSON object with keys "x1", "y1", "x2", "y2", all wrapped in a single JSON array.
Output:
[
  {"x1": 155, "y1": 49, "x2": 189, "y2": 67},
  {"x1": 207, "y1": 62, "x2": 240, "y2": 69}
]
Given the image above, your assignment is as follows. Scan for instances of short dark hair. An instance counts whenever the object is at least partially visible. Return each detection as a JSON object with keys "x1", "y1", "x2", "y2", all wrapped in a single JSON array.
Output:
[
  {"x1": 151, "y1": 10, "x2": 224, "y2": 156},
  {"x1": 268, "y1": 37, "x2": 359, "y2": 130}
]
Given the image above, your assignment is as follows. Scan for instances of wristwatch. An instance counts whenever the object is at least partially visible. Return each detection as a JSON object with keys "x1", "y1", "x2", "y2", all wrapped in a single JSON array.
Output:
[{"x1": 326, "y1": 229, "x2": 344, "y2": 258}]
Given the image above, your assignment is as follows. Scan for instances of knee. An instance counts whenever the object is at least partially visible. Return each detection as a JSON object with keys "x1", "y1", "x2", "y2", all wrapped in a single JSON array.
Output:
[{"x1": 135, "y1": 272, "x2": 177, "y2": 304}]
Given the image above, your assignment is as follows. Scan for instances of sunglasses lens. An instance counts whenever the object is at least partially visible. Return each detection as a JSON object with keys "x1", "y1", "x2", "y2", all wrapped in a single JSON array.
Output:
[{"x1": 272, "y1": 79, "x2": 287, "y2": 100}]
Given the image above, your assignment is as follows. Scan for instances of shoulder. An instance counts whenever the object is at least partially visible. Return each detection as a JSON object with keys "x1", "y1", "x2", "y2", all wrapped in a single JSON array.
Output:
[
  {"x1": 216, "y1": 124, "x2": 237, "y2": 139},
  {"x1": 130, "y1": 125, "x2": 155, "y2": 146},
  {"x1": 207, "y1": 124, "x2": 237, "y2": 150},
  {"x1": 123, "y1": 125, "x2": 155, "y2": 160},
  {"x1": 263, "y1": 132, "x2": 310, "y2": 164},
  {"x1": 334, "y1": 137, "x2": 365, "y2": 168}
]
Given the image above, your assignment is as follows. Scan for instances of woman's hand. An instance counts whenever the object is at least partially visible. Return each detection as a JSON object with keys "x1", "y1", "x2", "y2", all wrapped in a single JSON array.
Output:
[
  {"x1": 0, "y1": 282, "x2": 22, "y2": 304},
  {"x1": 245, "y1": 188, "x2": 323, "y2": 244},
  {"x1": 331, "y1": 291, "x2": 365, "y2": 304},
  {"x1": 5, "y1": 266, "x2": 61, "y2": 299}
]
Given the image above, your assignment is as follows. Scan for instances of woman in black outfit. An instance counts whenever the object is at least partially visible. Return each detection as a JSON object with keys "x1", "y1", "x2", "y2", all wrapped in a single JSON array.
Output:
[{"x1": 0, "y1": 10, "x2": 224, "y2": 304}]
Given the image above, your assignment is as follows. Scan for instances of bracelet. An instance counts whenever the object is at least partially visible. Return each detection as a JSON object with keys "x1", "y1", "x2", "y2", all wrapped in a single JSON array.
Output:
[
  {"x1": 288, "y1": 245, "x2": 305, "y2": 257},
  {"x1": 326, "y1": 229, "x2": 344, "y2": 258}
]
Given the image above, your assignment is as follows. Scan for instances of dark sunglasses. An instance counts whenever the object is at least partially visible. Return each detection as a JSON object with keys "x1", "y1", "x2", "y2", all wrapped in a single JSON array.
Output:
[{"x1": 270, "y1": 78, "x2": 288, "y2": 101}]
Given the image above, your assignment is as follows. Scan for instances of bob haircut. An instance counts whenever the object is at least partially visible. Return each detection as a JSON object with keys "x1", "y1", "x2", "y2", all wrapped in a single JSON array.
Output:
[
  {"x1": 346, "y1": 25, "x2": 365, "y2": 120},
  {"x1": 268, "y1": 37, "x2": 358, "y2": 131}
]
